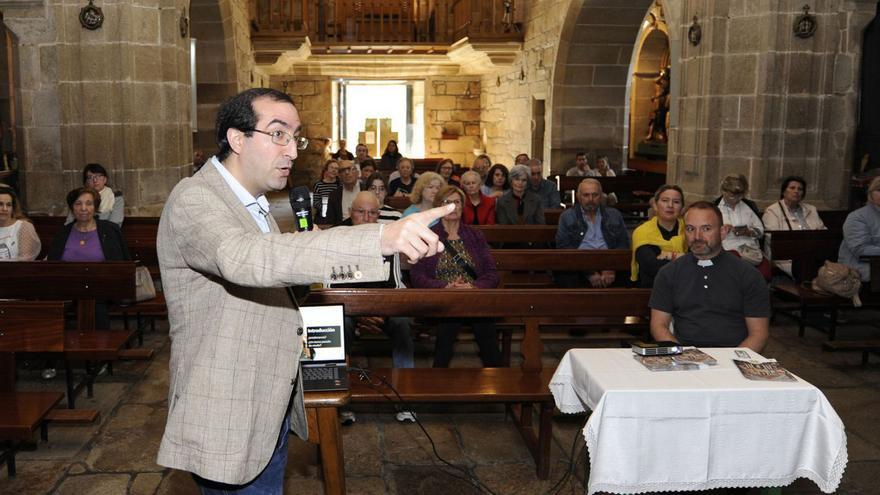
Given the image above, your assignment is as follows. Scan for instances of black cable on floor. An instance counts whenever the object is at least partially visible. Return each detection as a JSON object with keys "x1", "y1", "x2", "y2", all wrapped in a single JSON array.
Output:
[{"x1": 348, "y1": 366, "x2": 500, "y2": 495}]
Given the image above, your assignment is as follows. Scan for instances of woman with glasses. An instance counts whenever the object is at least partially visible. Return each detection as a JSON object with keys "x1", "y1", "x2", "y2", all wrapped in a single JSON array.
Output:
[
  {"x1": 435, "y1": 158, "x2": 459, "y2": 187},
  {"x1": 410, "y1": 185, "x2": 501, "y2": 368},
  {"x1": 402, "y1": 172, "x2": 444, "y2": 227},
  {"x1": 364, "y1": 172, "x2": 401, "y2": 224},
  {"x1": 716, "y1": 174, "x2": 770, "y2": 280},
  {"x1": 68, "y1": 163, "x2": 124, "y2": 226}
]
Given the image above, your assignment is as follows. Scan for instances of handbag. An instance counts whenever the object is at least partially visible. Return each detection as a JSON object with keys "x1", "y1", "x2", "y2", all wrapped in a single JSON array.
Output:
[
  {"x1": 736, "y1": 244, "x2": 763, "y2": 266},
  {"x1": 812, "y1": 261, "x2": 862, "y2": 307},
  {"x1": 135, "y1": 266, "x2": 157, "y2": 302}
]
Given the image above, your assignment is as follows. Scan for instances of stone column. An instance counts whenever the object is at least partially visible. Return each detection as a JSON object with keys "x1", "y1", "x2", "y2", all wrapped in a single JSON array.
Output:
[{"x1": 5, "y1": 0, "x2": 191, "y2": 216}]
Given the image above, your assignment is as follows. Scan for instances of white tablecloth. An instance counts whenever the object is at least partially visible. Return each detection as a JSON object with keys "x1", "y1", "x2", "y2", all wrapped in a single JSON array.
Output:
[{"x1": 549, "y1": 348, "x2": 847, "y2": 494}]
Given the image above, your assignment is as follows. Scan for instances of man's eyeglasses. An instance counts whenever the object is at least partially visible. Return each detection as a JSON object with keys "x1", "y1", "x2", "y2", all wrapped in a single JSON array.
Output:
[
  {"x1": 352, "y1": 208, "x2": 379, "y2": 216},
  {"x1": 249, "y1": 129, "x2": 309, "y2": 150}
]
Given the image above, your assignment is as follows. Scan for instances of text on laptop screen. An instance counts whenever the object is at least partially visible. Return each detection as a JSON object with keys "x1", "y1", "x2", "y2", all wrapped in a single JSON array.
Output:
[{"x1": 299, "y1": 304, "x2": 346, "y2": 362}]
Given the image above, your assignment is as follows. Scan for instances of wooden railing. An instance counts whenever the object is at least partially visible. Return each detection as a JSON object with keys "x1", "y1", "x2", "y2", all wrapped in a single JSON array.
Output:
[{"x1": 252, "y1": 0, "x2": 522, "y2": 43}]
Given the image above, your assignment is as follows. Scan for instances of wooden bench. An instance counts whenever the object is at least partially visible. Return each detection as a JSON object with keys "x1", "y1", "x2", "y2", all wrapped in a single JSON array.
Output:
[
  {"x1": 306, "y1": 288, "x2": 652, "y2": 479},
  {"x1": 767, "y1": 230, "x2": 846, "y2": 339},
  {"x1": 475, "y1": 224, "x2": 557, "y2": 247},
  {"x1": 823, "y1": 340, "x2": 880, "y2": 365},
  {"x1": 0, "y1": 301, "x2": 67, "y2": 476},
  {"x1": 553, "y1": 173, "x2": 666, "y2": 201},
  {"x1": 0, "y1": 262, "x2": 138, "y2": 411}
]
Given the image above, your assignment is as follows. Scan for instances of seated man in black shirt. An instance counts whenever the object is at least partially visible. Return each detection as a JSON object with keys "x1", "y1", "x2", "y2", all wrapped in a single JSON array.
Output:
[{"x1": 649, "y1": 201, "x2": 770, "y2": 352}]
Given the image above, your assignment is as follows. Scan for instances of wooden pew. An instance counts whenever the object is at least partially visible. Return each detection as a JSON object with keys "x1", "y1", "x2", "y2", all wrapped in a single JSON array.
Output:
[
  {"x1": 307, "y1": 288, "x2": 652, "y2": 479},
  {"x1": 0, "y1": 301, "x2": 66, "y2": 476},
  {"x1": 0, "y1": 262, "x2": 137, "y2": 412},
  {"x1": 475, "y1": 224, "x2": 556, "y2": 247},
  {"x1": 553, "y1": 173, "x2": 666, "y2": 199},
  {"x1": 491, "y1": 248, "x2": 631, "y2": 288}
]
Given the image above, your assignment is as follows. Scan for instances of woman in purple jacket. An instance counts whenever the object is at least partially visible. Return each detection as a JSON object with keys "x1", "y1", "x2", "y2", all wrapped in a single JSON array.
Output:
[{"x1": 410, "y1": 185, "x2": 501, "y2": 367}]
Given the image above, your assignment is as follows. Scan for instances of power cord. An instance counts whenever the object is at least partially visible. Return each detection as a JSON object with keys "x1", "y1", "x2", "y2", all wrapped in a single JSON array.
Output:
[
  {"x1": 348, "y1": 366, "x2": 500, "y2": 495},
  {"x1": 544, "y1": 414, "x2": 589, "y2": 495}
]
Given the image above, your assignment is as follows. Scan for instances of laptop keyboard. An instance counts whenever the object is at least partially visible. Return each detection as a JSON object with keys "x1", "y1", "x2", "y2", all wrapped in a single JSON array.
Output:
[{"x1": 303, "y1": 366, "x2": 340, "y2": 381}]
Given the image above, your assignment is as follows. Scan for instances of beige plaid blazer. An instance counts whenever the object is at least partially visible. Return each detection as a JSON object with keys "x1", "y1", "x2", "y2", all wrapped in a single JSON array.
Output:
[{"x1": 156, "y1": 163, "x2": 388, "y2": 484}]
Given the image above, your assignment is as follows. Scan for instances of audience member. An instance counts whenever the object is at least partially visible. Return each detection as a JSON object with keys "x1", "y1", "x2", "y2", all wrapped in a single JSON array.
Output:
[
  {"x1": 388, "y1": 157, "x2": 416, "y2": 197},
  {"x1": 67, "y1": 163, "x2": 124, "y2": 226},
  {"x1": 323, "y1": 160, "x2": 361, "y2": 225},
  {"x1": 313, "y1": 159, "x2": 340, "y2": 222},
  {"x1": 380, "y1": 140, "x2": 402, "y2": 169},
  {"x1": 565, "y1": 152, "x2": 592, "y2": 177},
  {"x1": 359, "y1": 159, "x2": 377, "y2": 185},
  {"x1": 460, "y1": 170, "x2": 496, "y2": 225},
  {"x1": 496, "y1": 164, "x2": 545, "y2": 225},
  {"x1": 472, "y1": 154, "x2": 492, "y2": 180},
  {"x1": 481, "y1": 164, "x2": 509, "y2": 198},
  {"x1": 193, "y1": 150, "x2": 207, "y2": 173},
  {"x1": 354, "y1": 143, "x2": 371, "y2": 164},
  {"x1": 527, "y1": 158, "x2": 560, "y2": 209},
  {"x1": 631, "y1": 185, "x2": 686, "y2": 288},
  {"x1": 0, "y1": 186, "x2": 40, "y2": 261},
  {"x1": 436, "y1": 158, "x2": 459, "y2": 187},
  {"x1": 649, "y1": 201, "x2": 770, "y2": 352},
  {"x1": 593, "y1": 156, "x2": 616, "y2": 177},
  {"x1": 410, "y1": 186, "x2": 501, "y2": 368},
  {"x1": 839, "y1": 176, "x2": 880, "y2": 282},
  {"x1": 339, "y1": 194, "x2": 415, "y2": 364},
  {"x1": 364, "y1": 172, "x2": 402, "y2": 224},
  {"x1": 717, "y1": 174, "x2": 770, "y2": 280},
  {"x1": 331, "y1": 138, "x2": 355, "y2": 160},
  {"x1": 514, "y1": 153, "x2": 530, "y2": 166},
  {"x1": 402, "y1": 172, "x2": 444, "y2": 227},
  {"x1": 762, "y1": 176, "x2": 827, "y2": 277},
  {"x1": 555, "y1": 178, "x2": 629, "y2": 287},
  {"x1": 47, "y1": 186, "x2": 131, "y2": 378}
]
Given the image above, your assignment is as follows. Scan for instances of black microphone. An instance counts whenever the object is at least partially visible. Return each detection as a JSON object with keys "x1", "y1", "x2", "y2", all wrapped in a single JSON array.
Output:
[{"x1": 289, "y1": 186, "x2": 313, "y2": 232}]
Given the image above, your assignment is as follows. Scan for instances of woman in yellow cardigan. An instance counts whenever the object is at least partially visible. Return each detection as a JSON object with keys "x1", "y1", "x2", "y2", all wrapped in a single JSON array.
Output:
[{"x1": 631, "y1": 185, "x2": 687, "y2": 287}]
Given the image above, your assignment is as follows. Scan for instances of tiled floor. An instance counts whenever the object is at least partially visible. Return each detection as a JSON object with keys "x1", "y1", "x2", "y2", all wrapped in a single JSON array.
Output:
[{"x1": 2, "y1": 310, "x2": 880, "y2": 494}]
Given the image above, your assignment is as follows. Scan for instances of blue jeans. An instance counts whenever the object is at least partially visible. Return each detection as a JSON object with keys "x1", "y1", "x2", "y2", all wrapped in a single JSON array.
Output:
[
  {"x1": 344, "y1": 316, "x2": 414, "y2": 368},
  {"x1": 193, "y1": 415, "x2": 290, "y2": 494}
]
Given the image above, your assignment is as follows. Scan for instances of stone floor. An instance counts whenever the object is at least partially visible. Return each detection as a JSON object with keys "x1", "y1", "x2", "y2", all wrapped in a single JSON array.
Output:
[{"x1": 2, "y1": 310, "x2": 880, "y2": 494}]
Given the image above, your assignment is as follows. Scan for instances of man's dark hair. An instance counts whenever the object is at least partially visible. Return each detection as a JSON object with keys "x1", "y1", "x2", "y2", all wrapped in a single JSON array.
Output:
[
  {"x1": 66, "y1": 186, "x2": 101, "y2": 211},
  {"x1": 82, "y1": 163, "x2": 108, "y2": 184},
  {"x1": 215, "y1": 88, "x2": 295, "y2": 161},
  {"x1": 684, "y1": 200, "x2": 723, "y2": 225},
  {"x1": 779, "y1": 175, "x2": 807, "y2": 199},
  {"x1": 576, "y1": 152, "x2": 587, "y2": 159},
  {"x1": 360, "y1": 159, "x2": 377, "y2": 171}
]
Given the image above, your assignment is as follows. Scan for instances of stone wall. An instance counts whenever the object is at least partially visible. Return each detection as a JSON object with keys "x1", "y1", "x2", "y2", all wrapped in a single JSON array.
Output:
[
  {"x1": 5, "y1": 0, "x2": 192, "y2": 216},
  {"x1": 426, "y1": 76, "x2": 481, "y2": 167},
  {"x1": 670, "y1": 0, "x2": 876, "y2": 209}
]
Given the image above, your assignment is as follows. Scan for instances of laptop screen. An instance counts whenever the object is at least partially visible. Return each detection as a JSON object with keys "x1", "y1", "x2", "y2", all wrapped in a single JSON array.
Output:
[{"x1": 299, "y1": 304, "x2": 346, "y2": 362}]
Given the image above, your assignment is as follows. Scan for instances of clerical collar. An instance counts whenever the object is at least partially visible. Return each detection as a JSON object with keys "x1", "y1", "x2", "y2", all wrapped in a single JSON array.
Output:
[
  {"x1": 697, "y1": 259, "x2": 714, "y2": 267},
  {"x1": 693, "y1": 251, "x2": 724, "y2": 267}
]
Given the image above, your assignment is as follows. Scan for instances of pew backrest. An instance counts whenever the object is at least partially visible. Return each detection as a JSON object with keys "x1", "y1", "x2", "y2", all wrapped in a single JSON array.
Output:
[
  {"x1": 766, "y1": 230, "x2": 842, "y2": 283},
  {"x1": 475, "y1": 225, "x2": 557, "y2": 246},
  {"x1": 0, "y1": 301, "x2": 65, "y2": 353}
]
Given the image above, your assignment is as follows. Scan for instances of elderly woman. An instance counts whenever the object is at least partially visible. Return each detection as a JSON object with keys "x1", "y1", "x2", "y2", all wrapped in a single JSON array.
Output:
[
  {"x1": 460, "y1": 170, "x2": 496, "y2": 225},
  {"x1": 495, "y1": 164, "x2": 545, "y2": 225},
  {"x1": 402, "y1": 172, "x2": 444, "y2": 226},
  {"x1": 410, "y1": 185, "x2": 501, "y2": 367},
  {"x1": 46, "y1": 187, "x2": 131, "y2": 379},
  {"x1": 0, "y1": 186, "x2": 41, "y2": 260},
  {"x1": 839, "y1": 176, "x2": 880, "y2": 282},
  {"x1": 630, "y1": 185, "x2": 686, "y2": 287},
  {"x1": 364, "y1": 172, "x2": 402, "y2": 224},
  {"x1": 67, "y1": 163, "x2": 124, "y2": 226},
  {"x1": 716, "y1": 174, "x2": 770, "y2": 280},
  {"x1": 388, "y1": 157, "x2": 417, "y2": 197},
  {"x1": 762, "y1": 176, "x2": 826, "y2": 231},
  {"x1": 481, "y1": 164, "x2": 509, "y2": 198}
]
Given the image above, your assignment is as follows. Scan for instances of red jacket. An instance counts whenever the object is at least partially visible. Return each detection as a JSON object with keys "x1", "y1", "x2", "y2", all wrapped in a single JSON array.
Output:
[{"x1": 462, "y1": 194, "x2": 496, "y2": 225}]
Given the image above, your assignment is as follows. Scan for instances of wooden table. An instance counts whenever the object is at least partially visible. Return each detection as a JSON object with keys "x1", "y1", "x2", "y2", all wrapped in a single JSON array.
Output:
[{"x1": 304, "y1": 390, "x2": 349, "y2": 495}]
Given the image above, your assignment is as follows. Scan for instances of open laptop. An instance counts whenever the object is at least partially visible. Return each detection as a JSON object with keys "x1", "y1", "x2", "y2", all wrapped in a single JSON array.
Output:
[{"x1": 299, "y1": 304, "x2": 349, "y2": 392}]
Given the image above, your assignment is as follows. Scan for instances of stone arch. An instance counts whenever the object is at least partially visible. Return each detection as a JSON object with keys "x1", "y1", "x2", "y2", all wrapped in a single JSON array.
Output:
[
  {"x1": 549, "y1": 0, "x2": 655, "y2": 173},
  {"x1": 190, "y1": 0, "x2": 240, "y2": 155}
]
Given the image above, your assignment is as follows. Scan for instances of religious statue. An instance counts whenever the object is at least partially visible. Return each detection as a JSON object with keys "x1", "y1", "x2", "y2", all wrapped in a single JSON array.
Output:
[{"x1": 644, "y1": 67, "x2": 670, "y2": 143}]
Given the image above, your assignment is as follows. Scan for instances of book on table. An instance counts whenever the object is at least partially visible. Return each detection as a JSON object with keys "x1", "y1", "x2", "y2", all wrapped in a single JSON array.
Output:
[
  {"x1": 634, "y1": 348, "x2": 718, "y2": 371},
  {"x1": 733, "y1": 359, "x2": 797, "y2": 382}
]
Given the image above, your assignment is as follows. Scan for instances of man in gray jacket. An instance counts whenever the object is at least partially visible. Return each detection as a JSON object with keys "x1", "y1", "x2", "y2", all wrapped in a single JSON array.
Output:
[
  {"x1": 839, "y1": 176, "x2": 880, "y2": 281},
  {"x1": 156, "y1": 88, "x2": 450, "y2": 492}
]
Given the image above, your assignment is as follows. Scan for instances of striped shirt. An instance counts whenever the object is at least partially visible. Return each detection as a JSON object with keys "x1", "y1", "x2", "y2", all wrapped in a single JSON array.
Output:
[{"x1": 378, "y1": 205, "x2": 402, "y2": 224}]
